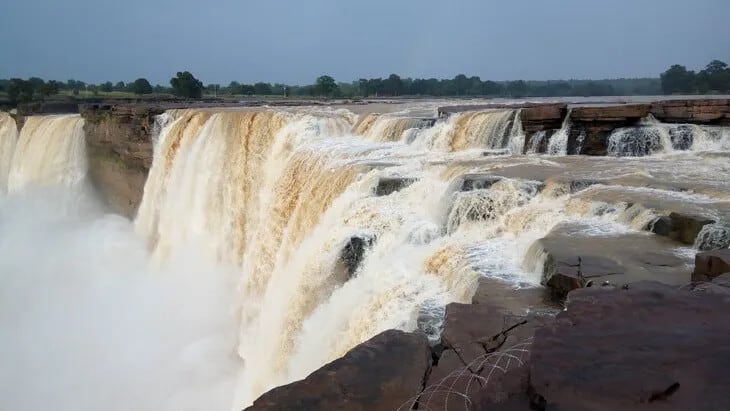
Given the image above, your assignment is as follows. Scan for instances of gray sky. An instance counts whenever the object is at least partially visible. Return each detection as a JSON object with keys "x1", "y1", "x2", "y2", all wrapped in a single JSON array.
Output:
[{"x1": 2, "y1": 0, "x2": 729, "y2": 85}]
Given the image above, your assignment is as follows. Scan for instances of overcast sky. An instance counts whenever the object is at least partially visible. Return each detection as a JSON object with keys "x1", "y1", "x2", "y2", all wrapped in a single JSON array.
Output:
[{"x1": 2, "y1": 0, "x2": 729, "y2": 85}]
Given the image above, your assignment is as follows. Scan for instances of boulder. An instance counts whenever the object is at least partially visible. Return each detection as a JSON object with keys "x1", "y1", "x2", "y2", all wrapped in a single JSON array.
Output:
[
  {"x1": 419, "y1": 302, "x2": 550, "y2": 410},
  {"x1": 649, "y1": 212, "x2": 715, "y2": 245},
  {"x1": 529, "y1": 285, "x2": 730, "y2": 410},
  {"x1": 692, "y1": 249, "x2": 730, "y2": 282},
  {"x1": 459, "y1": 174, "x2": 503, "y2": 191},
  {"x1": 339, "y1": 235, "x2": 375, "y2": 277},
  {"x1": 693, "y1": 272, "x2": 730, "y2": 295},
  {"x1": 245, "y1": 330, "x2": 430, "y2": 411},
  {"x1": 374, "y1": 177, "x2": 416, "y2": 196}
]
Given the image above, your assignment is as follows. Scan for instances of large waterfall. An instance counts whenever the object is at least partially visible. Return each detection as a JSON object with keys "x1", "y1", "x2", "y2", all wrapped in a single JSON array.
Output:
[
  {"x1": 2, "y1": 104, "x2": 729, "y2": 411},
  {"x1": 8, "y1": 115, "x2": 87, "y2": 192},
  {"x1": 0, "y1": 112, "x2": 19, "y2": 193}
]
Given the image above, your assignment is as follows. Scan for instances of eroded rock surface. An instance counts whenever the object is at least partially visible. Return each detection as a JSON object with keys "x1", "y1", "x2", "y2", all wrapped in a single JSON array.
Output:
[{"x1": 245, "y1": 330, "x2": 430, "y2": 411}]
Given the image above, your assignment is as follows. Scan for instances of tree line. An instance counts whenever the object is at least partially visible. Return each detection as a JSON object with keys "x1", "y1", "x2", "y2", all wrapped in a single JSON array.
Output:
[
  {"x1": 660, "y1": 60, "x2": 730, "y2": 94},
  {"x1": 1, "y1": 60, "x2": 727, "y2": 107}
]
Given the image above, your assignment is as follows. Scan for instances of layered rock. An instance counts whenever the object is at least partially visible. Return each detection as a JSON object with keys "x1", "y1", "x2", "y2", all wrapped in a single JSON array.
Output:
[
  {"x1": 692, "y1": 249, "x2": 730, "y2": 282},
  {"x1": 567, "y1": 104, "x2": 651, "y2": 155},
  {"x1": 80, "y1": 104, "x2": 161, "y2": 218},
  {"x1": 651, "y1": 99, "x2": 730, "y2": 125}
]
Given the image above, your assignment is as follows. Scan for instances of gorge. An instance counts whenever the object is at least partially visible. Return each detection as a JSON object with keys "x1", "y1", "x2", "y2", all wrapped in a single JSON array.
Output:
[{"x1": 1, "y1": 98, "x2": 729, "y2": 411}]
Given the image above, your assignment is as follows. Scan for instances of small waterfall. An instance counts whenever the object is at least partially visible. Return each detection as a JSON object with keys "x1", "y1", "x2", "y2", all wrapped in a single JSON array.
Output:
[
  {"x1": 507, "y1": 109, "x2": 525, "y2": 154},
  {"x1": 526, "y1": 130, "x2": 546, "y2": 154},
  {"x1": 412, "y1": 109, "x2": 515, "y2": 151},
  {"x1": 0, "y1": 112, "x2": 19, "y2": 193},
  {"x1": 547, "y1": 109, "x2": 572, "y2": 155},
  {"x1": 607, "y1": 115, "x2": 673, "y2": 157},
  {"x1": 8, "y1": 115, "x2": 87, "y2": 192},
  {"x1": 694, "y1": 224, "x2": 730, "y2": 251},
  {"x1": 353, "y1": 114, "x2": 428, "y2": 142}
]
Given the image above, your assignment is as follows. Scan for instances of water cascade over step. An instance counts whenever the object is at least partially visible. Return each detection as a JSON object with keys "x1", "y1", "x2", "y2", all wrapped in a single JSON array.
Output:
[
  {"x1": 353, "y1": 114, "x2": 433, "y2": 142},
  {"x1": 0, "y1": 112, "x2": 19, "y2": 193},
  {"x1": 8, "y1": 114, "x2": 86, "y2": 192},
  {"x1": 411, "y1": 109, "x2": 519, "y2": 152}
]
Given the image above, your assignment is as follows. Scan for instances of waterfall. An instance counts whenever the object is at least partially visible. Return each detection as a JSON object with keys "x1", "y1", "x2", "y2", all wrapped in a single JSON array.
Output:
[
  {"x1": 4, "y1": 106, "x2": 730, "y2": 411},
  {"x1": 0, "y1": 112, "x2": 19, "y2": 193},
  {"x1": 547, "y1": 109, "x2": 572, "y2": 155},
  {"x1": 353, "y1": 114, "x2": 427, "y2": 142},
  {"x1": 411, "y1": 109, "x2": 515, "y2": 151},
  {"x1": 526, "y1": 130, "x2": 546, "y2": 154},
  {"x1": 8, "y1": 115, "x2": 87, "y2": 192}
]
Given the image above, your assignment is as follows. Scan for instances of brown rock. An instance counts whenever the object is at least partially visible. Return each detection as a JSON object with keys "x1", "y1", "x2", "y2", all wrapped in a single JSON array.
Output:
[
  {"x1": 693, "y1": 249, "x2": 730, "y2": 282},
  {"x1": 651, "y1": 99, "x2": 730, "y2": 125},
  {"x1": 530, "y1": 284, "x2": 730, "y2": 410},
  {"x1": 420, "y1": 302, "x2": 545, "y2": 411},
  {"x1": 650, "y1": 212, "x2": 715, "y2": 245},
  {"x1": 375, "y1": 177, "x2": 416, "y2": 196},
  {"x1": 245, "y1": 330, "x2": 430, "y2": 411}
]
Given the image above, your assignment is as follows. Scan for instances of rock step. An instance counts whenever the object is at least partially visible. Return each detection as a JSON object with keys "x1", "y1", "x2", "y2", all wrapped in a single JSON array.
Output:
[
  {"x1": 692, "y1": 249, "x2": 730, "y2": 282},
  {"x1": 528, "y1": 222, "x2": 691, "y2": 301}
]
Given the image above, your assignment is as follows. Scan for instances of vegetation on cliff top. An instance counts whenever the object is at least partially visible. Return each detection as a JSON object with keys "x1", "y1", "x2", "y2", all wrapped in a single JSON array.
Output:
[{"x1": 1, "y1": 59, "x2": 728, "y2": 108}]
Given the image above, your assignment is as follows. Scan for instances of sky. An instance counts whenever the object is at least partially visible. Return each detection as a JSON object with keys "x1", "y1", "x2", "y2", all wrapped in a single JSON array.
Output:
[{"x1": 2, "y1": 0, "x2": 730, "y2": 85}]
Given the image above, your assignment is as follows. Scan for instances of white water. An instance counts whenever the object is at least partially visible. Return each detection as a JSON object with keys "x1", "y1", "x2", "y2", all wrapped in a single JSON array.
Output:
[
  {"x1": 3, "y1": 106, "x2": 729, "y2": 411},
  {"x1": 0, "y1": 112, "x2": 19, "y2": 193},
  {"x1": 547, "y1": 108, "x2": 572, "y2": 155}
]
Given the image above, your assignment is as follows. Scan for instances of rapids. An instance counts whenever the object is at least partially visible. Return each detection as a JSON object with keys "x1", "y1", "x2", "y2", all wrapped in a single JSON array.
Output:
[{"x1": 0, "y1": 102, "x2": 728, "y2": 410}]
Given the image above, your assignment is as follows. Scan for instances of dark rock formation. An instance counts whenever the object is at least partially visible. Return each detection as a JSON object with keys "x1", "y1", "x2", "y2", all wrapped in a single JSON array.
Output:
[
  {"x1": 529, "y1": 285, "x2": 730, "y2": 411},
  {"x1": 245, "y1": 330, "x2": 430, "y2": 411},
  {"x1": 80, "y1": 104, "x2": 161, "y2": 218},
  {"x1": 418, "y1": 302, "x2": 550, "y2": 410},
  {"x1": 339, "y1": 234, "x2": 375, "y2": 277},
  {"x1": 375, "y1": 177, "x2": 416, "y2": 196},
  {"x1": 567, "y1": 104, "x2": 651, "y2": 155},
  {"x1": 693, "y1": 249, "x2": 730, "y2": 282},
  {"x1": 651, "y1": 99, "x2": 730, "y2": 125},
  {"x1": 458, "y1": 174, "x2": 503, "y2": 191},
  {"x1": 693, "y1": 272, "x2": 730, "y2": 295},
  {"x1": 649, "y1": 212, "x2": 715, "y2": 245}
]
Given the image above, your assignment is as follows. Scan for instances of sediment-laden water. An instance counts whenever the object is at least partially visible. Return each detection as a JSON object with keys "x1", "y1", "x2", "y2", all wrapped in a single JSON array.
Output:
[{"x1": 0, "y1": 102, "x2": 728, "y2": 411}]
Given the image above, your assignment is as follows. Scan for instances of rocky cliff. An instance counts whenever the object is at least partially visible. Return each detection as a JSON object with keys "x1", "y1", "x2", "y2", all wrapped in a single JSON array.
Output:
[{"x1": 80, "y1": 104, "x2": 161, "y2": 218}]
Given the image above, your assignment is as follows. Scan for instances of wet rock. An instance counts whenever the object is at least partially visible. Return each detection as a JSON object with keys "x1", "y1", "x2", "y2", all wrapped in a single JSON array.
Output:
[
  {"x1": 532, "y1": 223, "x2": 690, "y2": 301},
  {"x1": 649, "y1": 212, "x2": 715, "y2": 245},
  {"x1": 693, "y1": 272, "x2": 730, "y2": 295},
  {"x1": 529, "y1": 284, "x2": 730, "y2": 410},
  {"x1": 569, "y1": 105, "x2": 651, "y2": 155},
  {"x1": 374, "y1": 177, "x2": 416, "y2": 196},
  {"x1": 692, "y1": 249, "x2": 730, "y2": 282},
  {"x1": 340, "y1": 235, "x2": 375, "y2": 277},
  {"x1": 245, "y1": 330, "x2": 430, "y2": 411},
  {"x1": 459, "y1": 174, "x2": 503, "y2": 191},
  {"x1": 471, "y1": 277, "x2": 557, "y2": 313}
]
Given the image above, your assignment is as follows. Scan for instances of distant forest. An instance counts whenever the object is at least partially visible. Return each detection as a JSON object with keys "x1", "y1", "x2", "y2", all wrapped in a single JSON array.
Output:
[{"x1": 1, "y1": 60, "x2": 729, "y2": 107}]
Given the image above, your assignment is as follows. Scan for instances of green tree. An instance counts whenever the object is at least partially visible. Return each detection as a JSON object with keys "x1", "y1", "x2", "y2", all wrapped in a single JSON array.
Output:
[
  {"x1": 170, "y1": 71, "x2": 203, "y2": 99},
  {"x1": 253, "y1": 82, "x2": 272, "y2": 95},
  {"x1": 315, "y1": 75, "x2": 338, "y2": 97},
  {"x1": 660, "y1": 65, "x2": 696, "y2": 94},
  {"x1": 131, "y1": 78, "x2": 153, "y2": 95},
  {"x1": 7, "y1": 79, "x2": 35, "y2": 104},
  {"x1": 699, "y1": 60, "x2": 730, "y2": 93},
  {"x1": 100, "y1": 81, "x2": 114, "y2": 92},
  {"x1": 113, "y1": 81, "x2": 126, "y2": 92}
]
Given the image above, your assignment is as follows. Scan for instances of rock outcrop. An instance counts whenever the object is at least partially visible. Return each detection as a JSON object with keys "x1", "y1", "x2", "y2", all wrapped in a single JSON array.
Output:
[
  {"x1": 528, "y1": 284, "x2": 730, "y2": 411},
  {"x1": 692, "y1": 249, "x2": 730, "y2": 282},
  {"x1": 651, "y1": 99, "x2": 730, "y2": 125},
  {"x1": 567, "y1": 104, "x2": 651, "y2": 155},
  {"x1": 649, "y1": 212, "x2": 715, "y2": 245},
  {"x1": 245, "y1": 330, "x2": 431, "y2": 411},
  {"x1": 531, "y1": 223, "x2": 690, "y2": 300},
  {"x1": 80, "y1": 104, "x2": 161, "y2": 218}
]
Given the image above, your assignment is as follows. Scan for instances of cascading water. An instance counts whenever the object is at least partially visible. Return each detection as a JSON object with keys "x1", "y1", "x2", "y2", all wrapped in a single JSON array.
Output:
[
  {"x1": 411, "y1": 109, "x2": 516, "y2": 151},
  {"x1": 8, "y1": 115, "x2": 87, "y2": 192},
  {"x1": 353, "y1": 113, "x2": 428, "y2": 142},
  {"x1": 547, "y1": 108, "x2": 572, "y2": 155},
  {"x1": 4, "y1": 104, "x2": 730, "y2": 411},
  {"x1": 0, "y1": 112, "x2": 19, "y2": 192}
]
